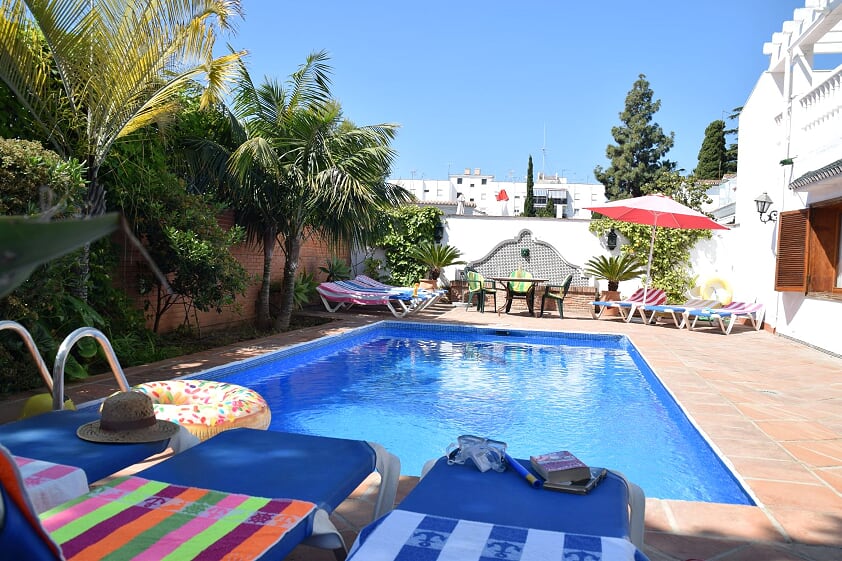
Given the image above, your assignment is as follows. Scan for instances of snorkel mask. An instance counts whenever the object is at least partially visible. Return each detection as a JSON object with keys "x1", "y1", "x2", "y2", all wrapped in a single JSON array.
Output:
[{"x1": 446, "y1": 435, "x2": 507, "y2": 472}]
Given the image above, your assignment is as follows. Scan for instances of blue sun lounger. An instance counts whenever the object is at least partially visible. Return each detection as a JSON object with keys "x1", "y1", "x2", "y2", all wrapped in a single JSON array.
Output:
[
  {"x1": 347, "y1": 456, "x2": 649, "y2": 560},
  {"x1": 138, "y1": 428, "x2": 400, "y2": 556},
  {"x1": 0, "y1": 442, "x2": 316, "y2": 561},
  {"x1": 0, "y1": 407, "x2": 171, "y2": 483},
  {"x1": 1, "y1": 428, "x2": 400, "y2": 560}
]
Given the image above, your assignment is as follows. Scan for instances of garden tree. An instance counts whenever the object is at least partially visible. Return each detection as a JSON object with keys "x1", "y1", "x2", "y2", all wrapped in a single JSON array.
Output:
[
  {"x1": 594, "y1": 74, "x2": 675, "y2": 199},
  {"x1": 694, "y1": 120, "x2": 727, "y2": 179},
  {"x1": 522, "y1": 155, "x2": 535, "y2": 216},
  {"x1": 0, "y1": 0, "x2": 244, "y2": 295},
  {"x1": 105, "y1": 129, "x2": 249, "y2": 333},
  {"x1": 588, "y1": 171, "x2": 713, "y2": 301},
  {"x1": 220, "y1": 52, "x2": 411, "y2": 330}
]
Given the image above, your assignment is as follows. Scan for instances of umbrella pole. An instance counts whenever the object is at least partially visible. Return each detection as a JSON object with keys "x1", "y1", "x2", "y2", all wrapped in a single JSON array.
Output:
[{"x1": 644, "y1": 223, "x2": 657, "y2": 303}]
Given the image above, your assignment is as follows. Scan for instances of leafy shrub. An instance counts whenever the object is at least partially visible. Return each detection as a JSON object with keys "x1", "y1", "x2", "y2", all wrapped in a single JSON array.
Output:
[
  {"x1": 0, "y1": 137, "x2": 85, "y2": 216},
  {"x1": 293, "y1": 269, "x2": 318, "y2": 311},
  {"x1": 363, "y1": 257, "x2": 386, "y2": 281},
  {"x1": 0, "y1": 138, "x2": 97, "y2": 392},
  {"x1": 376, "y1": 206, "x2": 444, "y2": 286}
]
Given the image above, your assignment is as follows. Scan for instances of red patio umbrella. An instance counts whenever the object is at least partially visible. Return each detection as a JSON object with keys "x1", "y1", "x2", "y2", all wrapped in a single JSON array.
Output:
[{"x1": 585, "y1": 194, "x2": 728, "y2": 300}]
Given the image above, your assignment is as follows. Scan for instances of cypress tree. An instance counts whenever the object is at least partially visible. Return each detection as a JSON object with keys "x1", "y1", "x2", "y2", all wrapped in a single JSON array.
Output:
[
  {"x1": 523, "y1": 155, "x2": 535, "y2": 216},
  {"x1": 593, "y1": 74, "x2": 675, "y2": 199},
  {"x1": 723, "y1": 106, "x2": 741, "y2": 174},
  {"x1": 694, "y1": 120, "x2": 727, "y2": 179}
]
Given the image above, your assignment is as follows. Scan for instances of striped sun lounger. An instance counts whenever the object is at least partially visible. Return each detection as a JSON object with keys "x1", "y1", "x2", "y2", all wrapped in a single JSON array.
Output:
[
  {"x1": 633, "y1": 298, "x2": 720, "y2": 327},
  {"x1": 591, "y1": 288, "x2": 667, "y2": 322},
  {"x1": 316, "y1": 282, "x2": 418, "y2": 317},
  {"x1": 40, "y1": 476, "x2": 316, "y2": 561},
  {"x1": 683, "y1": 301, "x2": 766, "y2": 334}
]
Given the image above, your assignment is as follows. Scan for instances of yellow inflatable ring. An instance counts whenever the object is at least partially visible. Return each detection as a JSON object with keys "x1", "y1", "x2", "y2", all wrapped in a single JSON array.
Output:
[
  {"x1": 134, "y1": 380, "x2": 271, "y2": 441},
  {"x1": 700, "y1": 276, "x2": 733, "y2": 305}
]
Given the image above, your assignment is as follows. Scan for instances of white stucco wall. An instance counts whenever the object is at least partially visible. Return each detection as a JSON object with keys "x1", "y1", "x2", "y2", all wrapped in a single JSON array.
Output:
[
  {"x1": 357, "y1": 215, "x2": 737, "y2": 300},
  {"x1": 735, "y1": 35, "x2": 842, "y2": 357},
  {"x1": 438, "y1": 216, "x2": 604, "y2": 287}
]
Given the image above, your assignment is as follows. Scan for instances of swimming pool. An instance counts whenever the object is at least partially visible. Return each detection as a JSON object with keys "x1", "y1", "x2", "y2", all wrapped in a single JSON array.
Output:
[{"x1": 190, "y1": 321, "x2": 753, "y2": 504}]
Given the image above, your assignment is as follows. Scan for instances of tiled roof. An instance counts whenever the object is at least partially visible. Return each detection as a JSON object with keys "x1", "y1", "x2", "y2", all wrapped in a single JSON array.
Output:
[{"x1": 789, "y1": 158, "x2": 842, "y2": 190}]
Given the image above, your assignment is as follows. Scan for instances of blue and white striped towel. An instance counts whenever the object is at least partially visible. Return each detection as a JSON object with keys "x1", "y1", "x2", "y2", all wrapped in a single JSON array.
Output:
[{"x1": 348, "y1": 509, "x2": 649, "y2": 561}]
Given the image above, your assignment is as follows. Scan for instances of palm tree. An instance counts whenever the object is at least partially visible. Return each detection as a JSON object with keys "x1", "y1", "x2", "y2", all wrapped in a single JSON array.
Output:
[
  {"x1": 0, "y1": 0, "x2": 243, "y2": 214},
  {"x1": 0, "y1": 0, "x2": 244, "y2": 295},
  {"x1": 224, "y1": 52, "x2": 411, "y2": 330}
]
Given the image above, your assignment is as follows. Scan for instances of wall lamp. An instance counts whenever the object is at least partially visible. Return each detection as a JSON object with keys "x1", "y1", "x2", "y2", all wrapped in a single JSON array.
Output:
[
  {"x1": 754, "y1": 192, "x2": 778, "y2": 223},
  {"x1": 606, "y1": 228, "x2": 618, "y2": 250}
]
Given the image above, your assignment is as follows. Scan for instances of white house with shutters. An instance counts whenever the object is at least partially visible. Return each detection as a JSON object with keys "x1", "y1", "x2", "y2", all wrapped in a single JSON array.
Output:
[{"x1": 735, "y1": 0, "x2": 842, "y2": 356}]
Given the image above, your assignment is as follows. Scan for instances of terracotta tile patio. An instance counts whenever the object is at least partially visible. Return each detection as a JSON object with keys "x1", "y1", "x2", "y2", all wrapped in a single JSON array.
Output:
[{"x1": 2, "y1": 301, "x2": 840, "y2": 561}]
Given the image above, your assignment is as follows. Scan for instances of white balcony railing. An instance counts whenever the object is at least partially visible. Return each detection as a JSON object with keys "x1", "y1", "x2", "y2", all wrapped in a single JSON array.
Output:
[{"x1": 792, "y1": 66, "x2": 842, "y2": 169}]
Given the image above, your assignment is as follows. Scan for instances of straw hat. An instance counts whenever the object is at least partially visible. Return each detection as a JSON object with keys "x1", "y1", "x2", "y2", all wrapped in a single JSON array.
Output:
[{"x1": 77, "y1": 391, "x2": 180, "y2": 443}]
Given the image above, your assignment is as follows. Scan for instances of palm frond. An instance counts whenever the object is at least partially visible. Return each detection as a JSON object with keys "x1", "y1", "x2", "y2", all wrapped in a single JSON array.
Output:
[{"x1": 1, "y1": 0, "x2": 244, "y2": 170}]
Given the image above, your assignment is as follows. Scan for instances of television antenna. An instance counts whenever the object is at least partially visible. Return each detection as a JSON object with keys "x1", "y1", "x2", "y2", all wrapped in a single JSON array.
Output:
[{"x1": 541, "y1": 124, "x2": 548, "y2": 179}]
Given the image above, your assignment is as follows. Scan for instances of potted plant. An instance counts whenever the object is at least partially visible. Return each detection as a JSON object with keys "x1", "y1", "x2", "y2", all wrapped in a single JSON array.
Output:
[
  {"x1": 583, "y1": 254, "x2": 646, "y2": 303},
  {"x1": 410, "y1": 242, "x2": 466, "y2": 291}
]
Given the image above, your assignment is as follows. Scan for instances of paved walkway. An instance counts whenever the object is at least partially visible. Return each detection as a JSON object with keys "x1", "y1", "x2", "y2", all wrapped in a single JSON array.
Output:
[{"x1": 2, "y1": 302, "x2": 841, "y2": 561}]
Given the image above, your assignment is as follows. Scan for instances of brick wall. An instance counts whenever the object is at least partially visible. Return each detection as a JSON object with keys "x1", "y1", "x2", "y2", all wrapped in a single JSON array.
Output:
[{"x1": 114, "y1": 211, "x2": 342, "y2": 333}]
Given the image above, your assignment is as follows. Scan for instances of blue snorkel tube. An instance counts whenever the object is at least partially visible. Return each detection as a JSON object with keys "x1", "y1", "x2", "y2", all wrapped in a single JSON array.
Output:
[{"x1": 505, "y1": 453, "x2": 543, "y2": 489}]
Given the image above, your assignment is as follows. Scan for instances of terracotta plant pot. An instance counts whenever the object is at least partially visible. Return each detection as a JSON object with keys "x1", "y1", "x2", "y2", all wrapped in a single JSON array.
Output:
[
  {"x1": 419, "y1": 279, "x2": 438, "y2": 291},
  {"x1": 597, "y1": 290, "x2": 621, "y2": 316}
]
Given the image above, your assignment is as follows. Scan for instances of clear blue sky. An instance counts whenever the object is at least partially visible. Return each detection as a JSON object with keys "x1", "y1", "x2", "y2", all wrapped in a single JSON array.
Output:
[{"x1": 227, "y1": 1, "x2": 803, "y2": 184}]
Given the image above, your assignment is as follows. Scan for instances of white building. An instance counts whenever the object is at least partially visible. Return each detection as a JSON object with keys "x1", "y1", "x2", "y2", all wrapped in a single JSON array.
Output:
[
  {"x1": 390, "y1": 168, "x2": 606, "y2": 218},
  {"x1": 735, "y1": 0, "x2": 842, "y2": 356},
  {"x1": 703, "y1": 174, "x2": 737, "y2": 225}
]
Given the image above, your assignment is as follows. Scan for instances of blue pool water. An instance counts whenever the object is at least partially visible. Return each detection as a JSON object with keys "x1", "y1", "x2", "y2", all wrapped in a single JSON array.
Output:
[{"x1": 192, "y1": 321, "x2": 753, "y2": 504}]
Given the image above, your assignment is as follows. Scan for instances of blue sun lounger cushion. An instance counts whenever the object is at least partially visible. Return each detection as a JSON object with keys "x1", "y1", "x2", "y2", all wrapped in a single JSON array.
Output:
[
  {"x1": 0, "y1": 408, "x2": 170, "y2": 483},
  {"x1": 347, "y1": 456, "x2": 649, "y2": 560},
  {"x1": 348, "y1": 510, "x2": 646, "y2": 561},
  {"x1": 138, "y1": 428, "x2": 400, "y2": 555},
  {"x1": 0, "y1": 443, "x2": 315, "y2": 561}
]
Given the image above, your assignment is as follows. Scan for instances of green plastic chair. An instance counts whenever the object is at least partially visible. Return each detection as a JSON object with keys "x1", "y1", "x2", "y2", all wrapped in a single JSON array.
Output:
[
  {"x1": 464, "y1": 269, "x2": 496, "y2": 313},
  {"x1": 540, "y1": 274, "x2": 574, "y2": 319},
  {"x1": 505, "y1": 269, "x2": 536, "y2": 314}
]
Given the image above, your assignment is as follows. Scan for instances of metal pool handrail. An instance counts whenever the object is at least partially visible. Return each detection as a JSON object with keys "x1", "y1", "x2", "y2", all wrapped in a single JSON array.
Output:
[
  {"x1": 0, "y1": 320, "x2": 53, "y2": 390},
  {"x1": 52, "y1": 327, "x2": 130, "y2": 410}
]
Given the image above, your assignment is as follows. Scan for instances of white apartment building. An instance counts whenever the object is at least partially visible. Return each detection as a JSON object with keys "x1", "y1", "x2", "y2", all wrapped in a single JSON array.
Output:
[{"x1": 389, "y1": 167, "x2": 606, "y2": 218}]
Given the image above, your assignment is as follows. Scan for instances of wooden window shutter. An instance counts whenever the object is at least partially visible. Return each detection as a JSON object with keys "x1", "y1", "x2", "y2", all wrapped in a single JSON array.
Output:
[
  {"x1": 775, "y1": 209, "x2": 808, "y2": 292},
  {"x1": 807, "y1": 204, "x2": 840, "y2": 292}
]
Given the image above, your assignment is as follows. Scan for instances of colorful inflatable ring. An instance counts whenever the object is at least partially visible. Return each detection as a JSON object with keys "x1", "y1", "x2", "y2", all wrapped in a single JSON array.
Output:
[
  {"x1": 700, "y1": 276, "x2": 733, "y2": 305},
  {"x1": 134, "y1": 380, "x2": 271, "y2": 441}
]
